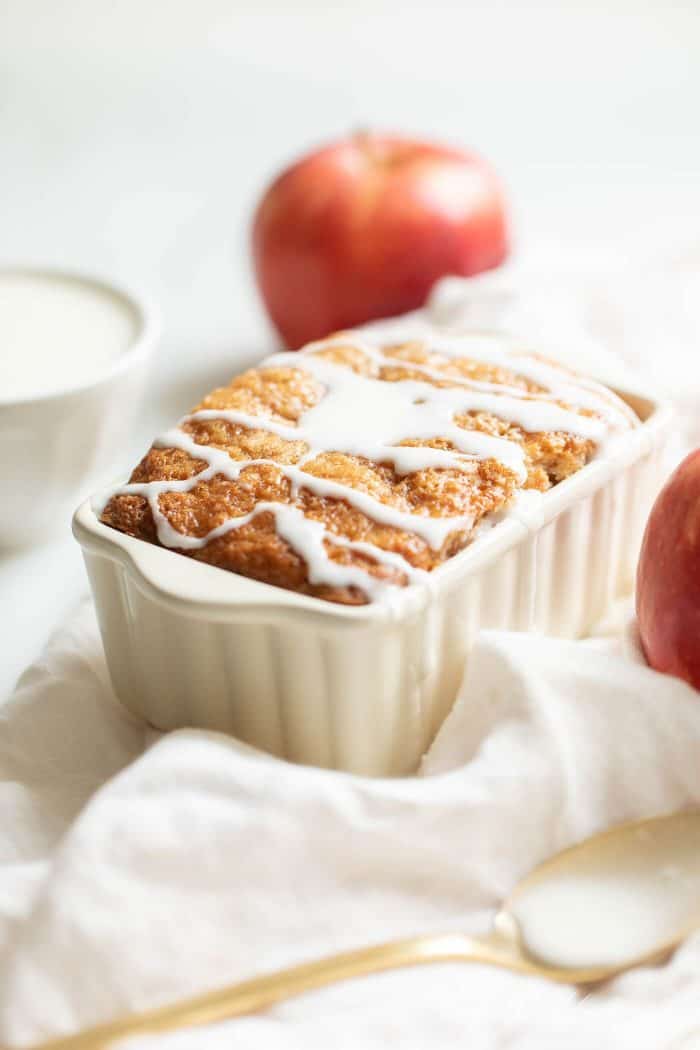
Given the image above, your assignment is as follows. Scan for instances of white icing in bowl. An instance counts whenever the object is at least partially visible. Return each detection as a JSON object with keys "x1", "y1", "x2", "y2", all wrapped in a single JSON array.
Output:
[{"x1": 0, "y1": 269, "x2": 143, "y2": 402}]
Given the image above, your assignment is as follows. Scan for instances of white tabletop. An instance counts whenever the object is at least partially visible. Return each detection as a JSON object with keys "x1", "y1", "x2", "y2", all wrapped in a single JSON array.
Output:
[{"x1": 1, "y1": 0, "x2": 699, "y2": 701}]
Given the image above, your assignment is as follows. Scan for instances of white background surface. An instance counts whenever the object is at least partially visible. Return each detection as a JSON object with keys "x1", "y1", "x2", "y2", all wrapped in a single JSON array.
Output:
[{"x1": 1, "y1": 0, "x2": 700, "y2": 699}]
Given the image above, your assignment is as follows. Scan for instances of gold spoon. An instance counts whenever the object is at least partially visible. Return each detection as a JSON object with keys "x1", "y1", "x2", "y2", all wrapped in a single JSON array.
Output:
[{"x1": 29, "y1": 810, "x2": 700, "y2": 1050}]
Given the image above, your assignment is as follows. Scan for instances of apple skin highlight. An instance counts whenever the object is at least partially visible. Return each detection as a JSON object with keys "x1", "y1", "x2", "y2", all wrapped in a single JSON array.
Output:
[
  {"x1": 252, "y1": 133, "x2": 509, "y2": 349},
  {"x1": 636, "y1": 449, "x2": 700, "y2": 691}
]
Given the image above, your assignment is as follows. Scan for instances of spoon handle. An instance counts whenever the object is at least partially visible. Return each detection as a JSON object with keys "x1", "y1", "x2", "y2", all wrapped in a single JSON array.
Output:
[{"x1": 27, "y1": 932, "x2": 514, "y2": 1050}]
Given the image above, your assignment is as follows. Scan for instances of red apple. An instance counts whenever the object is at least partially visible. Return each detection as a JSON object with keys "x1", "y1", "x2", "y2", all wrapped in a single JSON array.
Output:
[
  {"x1": 636, "y1": 449, "x2": 700, "y2": 689},
  {"x1": 252, "y1": 133, "x2": 509, "y2": 349}
]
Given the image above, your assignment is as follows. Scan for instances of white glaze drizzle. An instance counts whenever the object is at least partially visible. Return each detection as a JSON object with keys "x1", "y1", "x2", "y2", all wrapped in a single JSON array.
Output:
[
  {"x1": 344, "y1": 319, "x2": 639, "y2": 428},
  {"x1": 186, "y1": 406, "x2": 482, "y2": 477},
  {"x1": 259, "y1": 352, "x2": 607, "y2": 448},
  {"x1": 98, "y1": 427, "x2": 478, "y2": 550},
  {"x1": 96, "y1": 321, "x2": 635, "y2": 603}
]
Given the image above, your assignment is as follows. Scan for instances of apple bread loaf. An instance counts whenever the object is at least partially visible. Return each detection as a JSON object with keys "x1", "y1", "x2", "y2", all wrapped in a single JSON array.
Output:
[{"x1": 98, "y1": 320, "x2": 638, "y2": 605}]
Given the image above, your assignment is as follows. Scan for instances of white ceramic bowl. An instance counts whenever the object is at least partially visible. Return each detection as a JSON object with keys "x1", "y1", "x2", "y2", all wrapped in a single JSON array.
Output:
[{"x1": 0, "y1": 267, "x2": 158, "y2": 546}]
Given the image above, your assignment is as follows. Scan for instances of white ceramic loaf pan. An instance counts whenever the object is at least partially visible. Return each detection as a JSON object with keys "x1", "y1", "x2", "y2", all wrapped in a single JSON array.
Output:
[{"x1": 73, "y1": 385, "x2": 671, "y2": 777}]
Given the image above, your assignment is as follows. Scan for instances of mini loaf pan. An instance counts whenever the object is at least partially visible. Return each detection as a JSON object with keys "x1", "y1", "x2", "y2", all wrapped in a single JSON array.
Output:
[{"x1": 73, "y1": 384, "x2": 671, "y2": 777}]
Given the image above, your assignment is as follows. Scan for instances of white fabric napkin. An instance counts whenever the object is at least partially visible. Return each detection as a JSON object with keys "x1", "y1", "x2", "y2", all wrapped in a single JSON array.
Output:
[
  {"x1": 2, "y1": 602, "x2": 700, "y2": 1050},
  {"x1": 3, "y1": 253, "x2": 700, "y2": 1049}
]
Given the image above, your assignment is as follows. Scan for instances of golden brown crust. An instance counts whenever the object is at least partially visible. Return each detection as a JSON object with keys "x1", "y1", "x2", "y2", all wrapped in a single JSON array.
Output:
[{"x1": 101, "y1": 337, "x2": 632, "y2": 604}]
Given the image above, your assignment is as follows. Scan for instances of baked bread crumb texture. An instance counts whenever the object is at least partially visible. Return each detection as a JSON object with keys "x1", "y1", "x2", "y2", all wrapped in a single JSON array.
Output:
[{"x1": 100, "y1": 323, "x2": 638, "y2": 605}]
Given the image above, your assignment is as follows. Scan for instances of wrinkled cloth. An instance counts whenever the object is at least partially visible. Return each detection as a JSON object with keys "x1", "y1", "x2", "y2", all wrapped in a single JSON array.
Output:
[{"x1": 2, "y1": 601, "x2": 700, "y2": 1050}]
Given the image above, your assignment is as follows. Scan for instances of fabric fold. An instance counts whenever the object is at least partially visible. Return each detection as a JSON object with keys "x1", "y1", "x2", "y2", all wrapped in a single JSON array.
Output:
[{"x1": 2, "y1": 604, "x2": 700, "y2": 1049}]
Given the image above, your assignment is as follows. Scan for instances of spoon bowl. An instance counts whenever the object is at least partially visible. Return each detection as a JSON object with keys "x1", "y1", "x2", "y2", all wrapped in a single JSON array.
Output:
[{"x1": 508, "y1": 810, "x2": 700, "y2": 972}]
